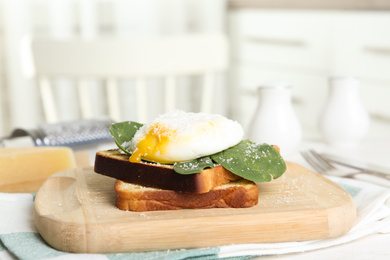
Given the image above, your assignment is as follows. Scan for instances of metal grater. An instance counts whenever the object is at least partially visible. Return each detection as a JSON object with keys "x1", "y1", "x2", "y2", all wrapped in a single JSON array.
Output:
[{"x1": 7, "y1": 118, "x2": 114, "y2": 147}]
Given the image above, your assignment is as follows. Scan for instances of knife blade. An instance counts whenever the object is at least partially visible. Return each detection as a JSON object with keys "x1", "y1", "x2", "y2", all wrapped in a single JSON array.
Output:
[{"x1": 322, "y1": 153, "x2": 390, "y2": 177}]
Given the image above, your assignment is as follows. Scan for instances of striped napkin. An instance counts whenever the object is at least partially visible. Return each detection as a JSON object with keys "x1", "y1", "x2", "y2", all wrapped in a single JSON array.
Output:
[{"x1": 1, "y1": 176, "x2": 390, "y2": 260}]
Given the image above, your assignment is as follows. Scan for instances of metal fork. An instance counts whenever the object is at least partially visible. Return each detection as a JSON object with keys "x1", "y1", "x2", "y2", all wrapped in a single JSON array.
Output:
[{"x1": 300, "y1": 149, "x2": 364, "y2": 178}]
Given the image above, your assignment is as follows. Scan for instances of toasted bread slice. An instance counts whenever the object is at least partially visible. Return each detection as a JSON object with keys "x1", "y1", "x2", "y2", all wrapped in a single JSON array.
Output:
[
  {"x1": 94, "y1": 149, "x2": 241, "y2": 194},
  {"x1": 115, "y1": 179, "x2": 259, "y2": 211}
]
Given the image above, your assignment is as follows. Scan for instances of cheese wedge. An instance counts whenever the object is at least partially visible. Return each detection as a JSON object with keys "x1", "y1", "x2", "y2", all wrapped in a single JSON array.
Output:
[{"x1": 0, "y1": 147, "x2": 76, "y2": 193}]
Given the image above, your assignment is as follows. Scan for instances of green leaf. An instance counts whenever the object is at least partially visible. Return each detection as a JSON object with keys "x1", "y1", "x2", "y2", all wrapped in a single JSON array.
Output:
[
  {"x1": 173, "y1": 156, "x2": 214, "y2": 174},
  {"x1": 109, "y1": 121, "x2": 144, "y2": 155},
  {"x1": 211, "y1": 140, "x2": 286, "y2": 182}
]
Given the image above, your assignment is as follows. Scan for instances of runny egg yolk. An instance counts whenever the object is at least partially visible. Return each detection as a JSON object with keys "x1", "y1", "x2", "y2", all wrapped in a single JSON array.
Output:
[{"x1": 129, "y1": 123, "x2": 176, "y2": 164}]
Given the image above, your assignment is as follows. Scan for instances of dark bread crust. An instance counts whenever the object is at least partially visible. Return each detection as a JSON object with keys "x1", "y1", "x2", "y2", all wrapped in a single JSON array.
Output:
[
  {"x1": 115, "y1": 179, "x2": 259, "y2": 211},
  {"x1": 94, "y1": 149, "x2": 241, "y2": 194}
]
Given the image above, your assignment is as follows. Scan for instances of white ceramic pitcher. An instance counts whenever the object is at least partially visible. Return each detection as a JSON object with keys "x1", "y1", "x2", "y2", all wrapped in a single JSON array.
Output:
[
  {"x1": 247, "y1": 82, "x2": 302, "y2": 156},
  {"x1": 320, "y1": 76, "x2": 370, "y2": 147}
]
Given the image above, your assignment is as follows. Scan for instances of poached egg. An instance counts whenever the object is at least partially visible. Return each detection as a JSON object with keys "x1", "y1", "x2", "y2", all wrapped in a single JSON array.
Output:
[{"x1": 128, "y1": 110, "x2": 244, "y2": 164}]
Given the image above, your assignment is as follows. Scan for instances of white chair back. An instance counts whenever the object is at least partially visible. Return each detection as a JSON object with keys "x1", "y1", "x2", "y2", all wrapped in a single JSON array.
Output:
[{"x1": 23, "y1": 34, "x2": 229, "y2": 123}]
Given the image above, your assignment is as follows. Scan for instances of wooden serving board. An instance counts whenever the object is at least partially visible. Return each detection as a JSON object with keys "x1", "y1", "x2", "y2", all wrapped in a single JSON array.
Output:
[{"x1": 34, "y1": 162, "x2": 356, "y2": 254}]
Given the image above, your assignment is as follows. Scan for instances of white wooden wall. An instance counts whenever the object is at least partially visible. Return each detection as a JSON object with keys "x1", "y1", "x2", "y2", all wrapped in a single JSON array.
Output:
[{"x1": 0, "y1": 0, "x2": 227, "y2": 136}]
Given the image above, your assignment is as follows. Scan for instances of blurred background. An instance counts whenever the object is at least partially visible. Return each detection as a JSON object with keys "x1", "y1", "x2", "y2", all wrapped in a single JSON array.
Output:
[{"x1": 1, "y1": 0, "x2": 390, "y2": 142}]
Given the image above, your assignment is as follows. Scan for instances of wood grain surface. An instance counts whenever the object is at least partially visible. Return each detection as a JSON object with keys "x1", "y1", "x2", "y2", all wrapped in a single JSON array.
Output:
[{"x1": 33, "y1": 162, "x2": 356, "y2": 254}]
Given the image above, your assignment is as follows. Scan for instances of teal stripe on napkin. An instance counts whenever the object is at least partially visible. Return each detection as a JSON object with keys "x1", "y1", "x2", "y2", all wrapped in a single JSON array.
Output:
[
  {"x1": 107, "y1": 247, "x2": 220, "y2": 260},
  {"x1": 0, "y1": 232, "x2": 66, "y2": 259},
  {"x1": 0, "y1": 240, "x2": 6, "y2": 251}
]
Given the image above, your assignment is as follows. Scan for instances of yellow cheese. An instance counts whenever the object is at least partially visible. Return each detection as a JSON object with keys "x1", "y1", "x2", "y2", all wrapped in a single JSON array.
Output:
[{"x1": 0, "y1": 147, "x2": 76, "y2": 193}]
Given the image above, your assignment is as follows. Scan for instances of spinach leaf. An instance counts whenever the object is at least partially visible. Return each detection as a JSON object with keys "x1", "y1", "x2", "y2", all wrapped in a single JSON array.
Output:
[
  {"x1": 109, "y1": 121, "x2": 144, "y2": 155},
  {"x1": 211, "y1": 140, "x2": 286, "y2": 182},
  {"x1": 173, "y1": 156, "x2": 214, "y2": 174}
]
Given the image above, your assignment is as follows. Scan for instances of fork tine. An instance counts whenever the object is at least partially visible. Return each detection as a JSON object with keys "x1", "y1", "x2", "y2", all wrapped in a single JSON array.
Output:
[
  {"x1": 300, "y1": 150, "x2": 327, "y2": 174},
  {"x1": 301, "y1": 150, "x2": 367, "y2": 178},
  {"x1": 309, "y1": 149, "x2": 337, "y2": 171}
]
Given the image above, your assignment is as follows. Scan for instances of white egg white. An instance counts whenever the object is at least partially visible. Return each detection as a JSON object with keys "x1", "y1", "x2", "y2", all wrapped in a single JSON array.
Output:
[{"x1": 130, "y1": 110, "x2": 244, "y2": 163}]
